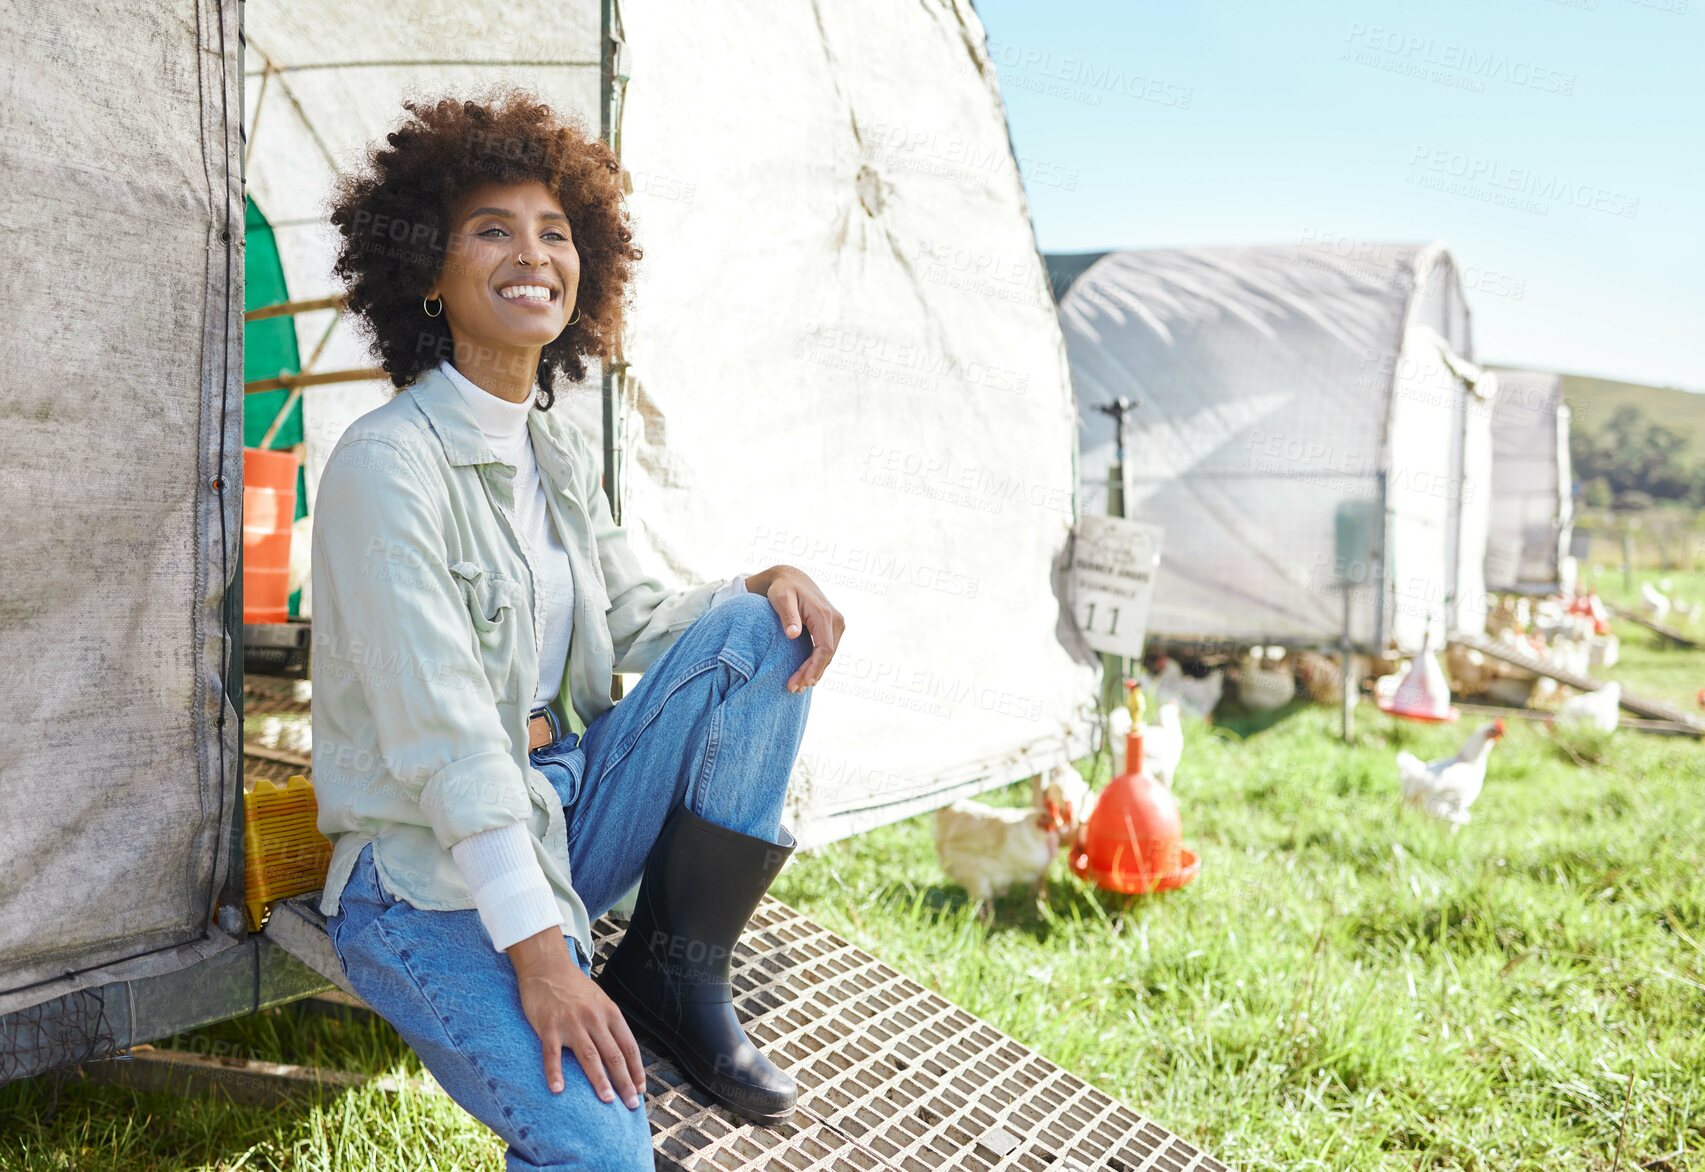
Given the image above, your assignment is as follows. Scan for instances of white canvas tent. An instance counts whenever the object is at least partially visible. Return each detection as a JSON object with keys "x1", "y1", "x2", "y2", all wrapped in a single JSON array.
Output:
[
  {"x1": 1485, "y1": 369, "x2": 1574, "y2": 595},
  {"x1": 246, "y1": 0, "x2": 1096, "y2": 851},
  {"x1": 1049, "y1": 243, "x2": 1496, "y2": 654}
]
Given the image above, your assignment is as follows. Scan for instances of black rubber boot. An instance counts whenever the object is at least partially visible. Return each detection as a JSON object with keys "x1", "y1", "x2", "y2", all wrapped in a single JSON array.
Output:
[{"x1": 596, "y1": 804, "x2": 799, "y2": 1124}]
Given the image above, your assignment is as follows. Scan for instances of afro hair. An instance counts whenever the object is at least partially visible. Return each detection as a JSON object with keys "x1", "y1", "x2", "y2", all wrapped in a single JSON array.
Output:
[{"x1": 326, "y1": 85, "x2": 640, "y2": 409}]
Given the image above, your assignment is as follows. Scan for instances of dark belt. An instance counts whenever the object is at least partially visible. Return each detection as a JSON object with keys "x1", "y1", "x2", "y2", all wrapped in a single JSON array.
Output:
[{"x1": 528, "y1": 704, "x2": 564, "y2": 752}]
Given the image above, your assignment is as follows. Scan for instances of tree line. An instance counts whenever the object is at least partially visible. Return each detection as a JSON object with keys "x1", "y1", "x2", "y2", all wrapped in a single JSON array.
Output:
[{"x1": 1572, "y1": 405, "x2": 1703, "y2": 510}]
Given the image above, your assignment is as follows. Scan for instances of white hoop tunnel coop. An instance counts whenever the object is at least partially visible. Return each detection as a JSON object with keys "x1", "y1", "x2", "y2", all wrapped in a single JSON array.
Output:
[{"x1": 1048, "y1": 243, "x2": 1498, "y2": 654}]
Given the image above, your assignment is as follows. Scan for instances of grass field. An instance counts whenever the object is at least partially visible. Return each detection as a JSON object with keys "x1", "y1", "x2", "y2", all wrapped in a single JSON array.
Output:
[{"x1": 3, "y1": 575, "x2": 1703, "y2": 1170}]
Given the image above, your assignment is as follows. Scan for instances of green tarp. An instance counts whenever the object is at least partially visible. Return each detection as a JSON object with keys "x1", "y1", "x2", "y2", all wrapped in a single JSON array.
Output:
[{"x1": 242, "y1": 195, "x2": 307, "y2": 617}]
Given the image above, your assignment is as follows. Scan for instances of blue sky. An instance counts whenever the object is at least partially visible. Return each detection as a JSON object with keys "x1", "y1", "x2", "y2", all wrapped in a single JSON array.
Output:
[{"x1": 975, "y1": 0, "x2": 1703, "y2": 392}]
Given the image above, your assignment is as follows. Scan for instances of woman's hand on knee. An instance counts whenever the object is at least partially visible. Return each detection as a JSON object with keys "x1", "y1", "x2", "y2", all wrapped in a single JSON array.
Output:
[
  {"x1": 748, "y1": 564, "x2": 845, "y2": 693},
  {"x1": 507, "y1": 928, "x2": 645, "y2": 1109}
]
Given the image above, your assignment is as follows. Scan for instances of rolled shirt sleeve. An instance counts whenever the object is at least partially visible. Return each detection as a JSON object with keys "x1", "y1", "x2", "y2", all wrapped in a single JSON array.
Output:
[{"x1": 312, "y1": 436, "x2": 533, "y2": 851}]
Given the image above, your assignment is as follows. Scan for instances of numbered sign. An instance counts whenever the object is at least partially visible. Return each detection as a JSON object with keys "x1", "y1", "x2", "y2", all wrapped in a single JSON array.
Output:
[{"x1": 1069, "y1": 515, "x2": 1165, "y2": 659}]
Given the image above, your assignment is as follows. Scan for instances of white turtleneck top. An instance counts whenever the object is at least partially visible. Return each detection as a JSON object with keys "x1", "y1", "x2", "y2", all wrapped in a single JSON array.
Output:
[{"x1": 436, "y1": 357, "x2": 749, "y2": 952}]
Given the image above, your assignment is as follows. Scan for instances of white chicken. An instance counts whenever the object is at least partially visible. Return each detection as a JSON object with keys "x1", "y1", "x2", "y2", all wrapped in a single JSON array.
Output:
[
  {"x1": 1654, "y1": 579, "x2": 1700, "y2": 623},
  {"x1": 1641, "y1": 581, "x2": 1672, "y2": 624},
  {"x1": 1141, "y1": 657, "x2": 1225, "y2": 720},
  {"x1": 1588, "y1": 632, "x2": 1620, "y2": 669},
  {"x1": 1532, "y1": 596, "x2": 1566, "y2": 636},
  {"x1": 1142, "y1": 700, "x2": 1185, "y2": 789},
  {"x1": 1395, "y1": 720, "x2": 1505, "y2": 831},
  {"x1": 1033, "y1": 762, "x2": 1096, "y2": 852},
  {"x1": 1555, "y1": 682, "x2": 1622, "y2": 735},
  {"x1": 1373, "y1": 663, "x2": 1406, "y2": 707},
  {"x1": 934, "y1": 769, "x2": 1085, "y2": 921},
  {"x1": 1109, "y1": 697, "x2": 1185, "y2": 788},
  {"x1": 1234, "y1": 646, "x2": 1297, "y2": 711},
  {"x1": 1547, "y1": 630, "x2": 1593, "y2": 680},
  {"x1": 1107, "y1": 703, "x2": 1132, "y2": 777}
]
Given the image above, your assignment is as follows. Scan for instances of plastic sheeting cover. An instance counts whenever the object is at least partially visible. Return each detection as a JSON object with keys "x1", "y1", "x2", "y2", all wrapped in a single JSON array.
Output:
[{"x1": 0, "y1": 0, "x2": 244, "y2": 1016}]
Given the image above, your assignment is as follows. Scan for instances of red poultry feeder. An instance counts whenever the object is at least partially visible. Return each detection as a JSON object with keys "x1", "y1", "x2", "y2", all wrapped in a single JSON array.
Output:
[
  {"x1": 1071, "y1": 702, "x2": 1199, "y2": 894},
  {"x1": 1376, "y1": 627, "x2": 1459, "y2": 724}
]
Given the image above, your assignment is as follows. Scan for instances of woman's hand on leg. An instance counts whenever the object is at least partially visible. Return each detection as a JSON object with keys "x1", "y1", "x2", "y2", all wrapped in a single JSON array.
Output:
[
  {"x1": 746, "y1": 565, "x2": 844, "y2": 693},
  {"x1": 507, "y1": 928, "x2": 646, "y2": 1109}
]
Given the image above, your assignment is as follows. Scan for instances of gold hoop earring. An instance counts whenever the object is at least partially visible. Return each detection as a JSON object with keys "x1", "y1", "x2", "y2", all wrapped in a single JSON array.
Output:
[
  {"x1": 422, "y1": 295, "x2": 443, "y2": 318},
  {"x1": 566, "y1": 307, "x2": 581, "y2": 326}
]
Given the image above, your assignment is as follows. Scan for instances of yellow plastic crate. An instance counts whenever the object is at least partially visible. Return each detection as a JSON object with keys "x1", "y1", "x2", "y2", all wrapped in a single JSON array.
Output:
[{"x1": 243, "y1": 774, "x2": 333, "y2": 931}]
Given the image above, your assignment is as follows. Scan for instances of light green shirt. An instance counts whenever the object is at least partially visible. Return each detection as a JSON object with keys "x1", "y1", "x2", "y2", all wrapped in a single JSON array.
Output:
[{"x1": 309, "y1": 362, "x2": 732, "y2": 963}]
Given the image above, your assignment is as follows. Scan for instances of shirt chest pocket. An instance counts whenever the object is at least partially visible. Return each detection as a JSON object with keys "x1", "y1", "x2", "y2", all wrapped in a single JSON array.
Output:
[{"x1": 448, "y1": 560, "x2": 528, "y2": 702}]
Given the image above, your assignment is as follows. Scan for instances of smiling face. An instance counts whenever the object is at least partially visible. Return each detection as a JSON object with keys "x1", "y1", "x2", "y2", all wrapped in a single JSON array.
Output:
[{"x1": 426, "y1": 178, "x2": 580, "y2": 395}]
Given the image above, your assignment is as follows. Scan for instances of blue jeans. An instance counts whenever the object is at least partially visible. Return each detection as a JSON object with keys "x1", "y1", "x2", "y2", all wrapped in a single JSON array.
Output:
[{"x1": 325, "y1": 593, "x2": 813, "y2": 1170}]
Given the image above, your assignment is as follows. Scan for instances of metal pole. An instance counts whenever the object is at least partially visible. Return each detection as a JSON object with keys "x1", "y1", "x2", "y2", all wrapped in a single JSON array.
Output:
[
  {"x1": 1340, "y1": 589, "x2": 1354, "y2": 742},
  {"x1": 601, "y1": 0, "x2": 627, "y2": 704},
  {"x1": 226, "y1": 0, "x2": 250, "y2": 929},
  {"x1": 599, "y1": 0, "x2": 623, "y2": 523}
]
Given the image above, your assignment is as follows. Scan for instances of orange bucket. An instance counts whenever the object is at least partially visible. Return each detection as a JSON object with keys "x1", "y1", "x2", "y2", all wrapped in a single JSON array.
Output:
[{"x1": 243, "y1": 447, "x2": 298, "y2": 624}]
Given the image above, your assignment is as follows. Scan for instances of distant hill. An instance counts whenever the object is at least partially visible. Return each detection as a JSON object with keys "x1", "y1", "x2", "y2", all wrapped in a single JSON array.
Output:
[{"x1": 1558, "y1": 374, "x2": 1705, "y2": 464}]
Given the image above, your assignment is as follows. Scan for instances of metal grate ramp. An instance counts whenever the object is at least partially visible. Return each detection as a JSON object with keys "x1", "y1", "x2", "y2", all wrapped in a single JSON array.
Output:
[{"x1": 589, "y1": 901, "x2": 1229, "y2": 1172}]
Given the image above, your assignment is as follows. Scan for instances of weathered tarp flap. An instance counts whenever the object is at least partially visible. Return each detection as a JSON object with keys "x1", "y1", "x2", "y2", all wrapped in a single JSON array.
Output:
[{"x1": 0, "y1": 0, "x2": 245, "y2": 1016}]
